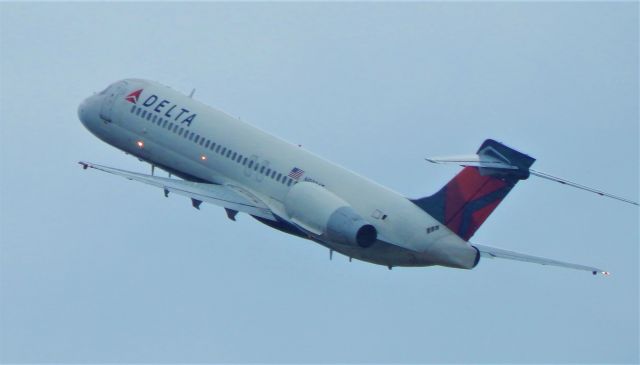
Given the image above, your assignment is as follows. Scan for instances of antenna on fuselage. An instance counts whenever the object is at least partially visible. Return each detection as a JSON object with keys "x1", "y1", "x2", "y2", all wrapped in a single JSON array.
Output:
[{"x1": 189, "y1": 88, "x2": 195, "y2": 98}]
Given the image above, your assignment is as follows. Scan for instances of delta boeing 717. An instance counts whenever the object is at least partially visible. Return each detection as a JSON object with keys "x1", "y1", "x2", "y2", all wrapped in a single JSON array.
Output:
[{"x1": 78, "y1": 79, "x2": 637, "y2": 275}]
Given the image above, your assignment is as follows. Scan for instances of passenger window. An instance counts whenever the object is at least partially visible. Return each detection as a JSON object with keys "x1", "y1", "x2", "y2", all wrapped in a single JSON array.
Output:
[
  {"x1": 194, "y1": 135, "x2": 200, "y2": 144},
  {"x1": 248, "y1": 161, "x2": 253, "y2": 168},
  {"x1": 200, "y1": 139, "x2": 205, "y2": 146},
  {"x1": 131, "y1": 105, "x2": 136, "y2": 113},
  {"x1": 232, "y1": 152, "x2": 237, "y2": 160},
  {"x1": 179, "y1": 127, "x2": 184, "y2": 135},
  {"x1": 189, "y1": 132, "x2": 194, "y2": 140},
  {"x1": 277, "y1": 173, "x2": 282, "y2": 181},
  {"x1": 141, "y1": 110, "x2": 147, "y2": 118},
  {"x1": 271, "y1": 171, "x2": 276, "y2": 179},
  {"x1": 168, "y1": 122, "x2": 174, "y2": 130},
  {"x1": 287, "y1": 179, "x2": 293, "y2": 186},
  {"x1": 260, "y1": 166, "x2": 266, "y2": 174},
  {"x1": 205, "y1": 140, "x2": 210, "y2": 148},
  {"x1": 216, "y1": 145, "x2": 221, "y2": 153},
  {"x1": 152, "y1": 115, "x2": 157, "y2": 123},
  {"x1": 254, "y1": 164, "x2": 259, "y2": 171},
  {"x1": 242, "y1": 157, "x2": 247, "y2": 165},
  {"x1": 221, "y1": 147, "x2": 226, "y2": 155},
  {"x1": 163, "y1": 120, "x2": 168, "y2": 128},
  {"x1": 136, "y1": 108, "x2": 142, "y2": 116},
  {"x1": 210, "y1": 143, "x2": 216, "y2": 151},
  {"x1": 236, "y1": 154, "x2": 242, "y2": 162},
  {"x1": 172, "y1": 124, "x2": 178, "y2": 132},
  {"x1": 226, "y1": 150, "x2": 232, "y2": 158}
]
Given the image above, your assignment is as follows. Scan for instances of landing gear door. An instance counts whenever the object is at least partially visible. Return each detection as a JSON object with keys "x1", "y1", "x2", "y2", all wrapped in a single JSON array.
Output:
[{"x1": 99, "y1": 83, "x2": 127, "y2": 122}]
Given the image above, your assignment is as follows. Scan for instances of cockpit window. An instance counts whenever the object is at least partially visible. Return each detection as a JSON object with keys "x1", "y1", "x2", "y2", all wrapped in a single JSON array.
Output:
[
  {"x1": 98, "y1": 86, "x2": 110, "y2": 95},
  {"x1": 98, "y1": 81, "x2": 120, "y2": 95}
]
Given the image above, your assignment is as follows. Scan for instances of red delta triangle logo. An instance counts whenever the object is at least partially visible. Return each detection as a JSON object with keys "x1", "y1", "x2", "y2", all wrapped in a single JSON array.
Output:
[{"x1": 125, "y1": 89, "x2": 143, "y2": 104}]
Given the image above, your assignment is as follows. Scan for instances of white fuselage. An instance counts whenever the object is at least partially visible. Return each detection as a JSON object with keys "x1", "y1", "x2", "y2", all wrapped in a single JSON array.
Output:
[{"x1": 79, "y1": 79, "x2": 479, "y2": 269}]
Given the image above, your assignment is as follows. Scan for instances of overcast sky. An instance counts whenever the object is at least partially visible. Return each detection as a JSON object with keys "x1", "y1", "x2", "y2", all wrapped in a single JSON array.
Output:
[{"x1": 1, "y1": 2, "x2": 638, "y2": 363}]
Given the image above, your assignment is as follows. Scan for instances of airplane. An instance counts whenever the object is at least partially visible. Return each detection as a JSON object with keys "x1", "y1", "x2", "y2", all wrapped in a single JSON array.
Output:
[{"x1": 77, "y1": 79, "x2": 637, "y2": 276}]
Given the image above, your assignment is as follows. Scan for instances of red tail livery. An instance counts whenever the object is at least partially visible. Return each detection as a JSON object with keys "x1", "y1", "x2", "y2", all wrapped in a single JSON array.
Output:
[{"x1": 412, "y1": 139, "x2": 535, "y2": 240}]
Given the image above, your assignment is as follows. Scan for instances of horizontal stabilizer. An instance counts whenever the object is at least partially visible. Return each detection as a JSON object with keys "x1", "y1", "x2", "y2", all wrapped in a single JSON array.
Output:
[
  {"x1": 425, "y1": 139, "x2": 638, "y2": 206},
  {"x1": 474, "y1": 244, "x2": 609, "y2": 276},
  {"x1": 425, "y1": 154, "x2": 519, "y2": 170},
  {"x1": 528, "y1": 169, "x2": 638, "y2": 206}
]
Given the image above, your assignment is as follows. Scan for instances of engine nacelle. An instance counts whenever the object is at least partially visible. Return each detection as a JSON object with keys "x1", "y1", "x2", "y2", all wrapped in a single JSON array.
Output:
[{"x1": 284, "y1": 182, "x2": 377, "y2": 248}]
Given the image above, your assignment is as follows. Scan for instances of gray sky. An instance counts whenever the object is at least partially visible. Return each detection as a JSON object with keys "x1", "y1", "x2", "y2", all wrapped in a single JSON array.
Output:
[{"x1": 1, "y1": 2, "x2": 638, "y2": 363}]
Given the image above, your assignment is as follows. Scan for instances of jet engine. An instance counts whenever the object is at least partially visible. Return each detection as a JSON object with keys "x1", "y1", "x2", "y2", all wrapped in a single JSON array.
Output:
[{"x1": 284, "y1": 182, "x2": 377, "y2": 248}]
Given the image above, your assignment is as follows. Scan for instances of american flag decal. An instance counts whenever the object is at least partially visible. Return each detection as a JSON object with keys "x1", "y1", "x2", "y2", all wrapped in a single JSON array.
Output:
[{"x1": 288, "y1": 167, "x2": 305, "y2": 180}]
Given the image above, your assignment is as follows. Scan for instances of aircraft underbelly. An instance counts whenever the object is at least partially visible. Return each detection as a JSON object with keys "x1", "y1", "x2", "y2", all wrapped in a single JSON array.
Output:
[
  {"x1": 312, "y1": 232, "x2": 478, "y2": 269},
  {"x1": 318, "y1": 239, "x2": 432, "y2": 267}
]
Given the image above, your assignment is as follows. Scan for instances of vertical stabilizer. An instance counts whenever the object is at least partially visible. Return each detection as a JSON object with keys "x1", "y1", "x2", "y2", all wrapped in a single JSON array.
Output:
[{"x1": 412, "y1": 139, "x2": 535, "y2": 241}]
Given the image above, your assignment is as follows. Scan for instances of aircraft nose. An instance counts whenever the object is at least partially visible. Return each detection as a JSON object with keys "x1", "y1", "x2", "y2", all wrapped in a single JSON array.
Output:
[
  {"x1": 78, "y1": 94, "x2": 101, "y2": 129},
  {"x1": 78, "y1": 99, "x2": 88, "y2": 123}
]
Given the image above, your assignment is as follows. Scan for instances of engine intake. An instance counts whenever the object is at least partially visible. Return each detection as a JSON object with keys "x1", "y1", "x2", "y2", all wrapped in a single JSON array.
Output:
[{"x1": 284, "y1": 182, "x2": 377, "y2": 248}]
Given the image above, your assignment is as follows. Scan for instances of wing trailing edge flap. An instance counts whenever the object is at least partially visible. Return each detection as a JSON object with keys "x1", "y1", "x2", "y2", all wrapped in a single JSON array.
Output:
[
  {"x1": 473, "y1": 244, "x2": 609, "y2": 276},
  {"x1": 79, "y1": 161, "x2": 276, "y2": 221}
]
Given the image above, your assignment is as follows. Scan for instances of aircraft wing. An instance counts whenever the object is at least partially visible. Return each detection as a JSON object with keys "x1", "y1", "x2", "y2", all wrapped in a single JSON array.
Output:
[
  {"x1": 473, "y1": 244, "x2": 609, "y2": 275},
  {"x1": 79, "y1": 161, "x2": 276, "y2": 221}
]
